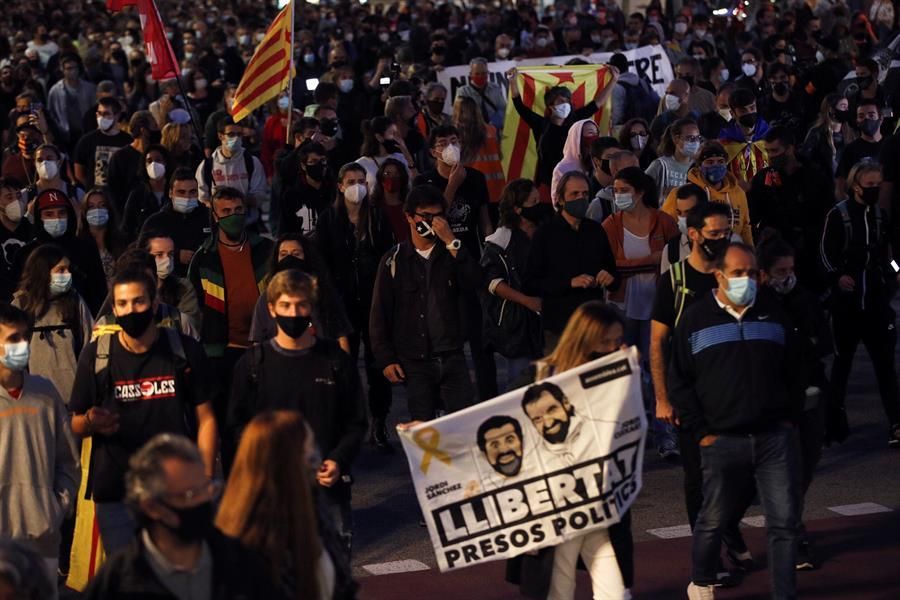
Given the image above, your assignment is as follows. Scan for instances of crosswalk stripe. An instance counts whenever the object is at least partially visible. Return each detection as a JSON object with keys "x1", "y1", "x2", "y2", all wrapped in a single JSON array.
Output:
[
  {"x1": 827, "y1": 502, "x2": 893, "y2": 516},
  {"x1": 741, "y1": 516, "x2": 767, "y2": 527},
  {"x1": 646, "y1": 524, "x2": 693, "y2": 539},
  {"x1": 362, "y1": 560, "x2": 431, "y2": 575}
]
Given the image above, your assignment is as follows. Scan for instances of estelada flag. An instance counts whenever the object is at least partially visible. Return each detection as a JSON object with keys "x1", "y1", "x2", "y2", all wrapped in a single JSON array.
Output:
[
  {"x1": 231, "y1": 3, "x2": 293, "y2": 122},
  {"x1": 65, "y1": 438, "x2": 106, "y2": 592},
  {"x1": 502, "y1": 65, "x2": 614, "y2": 182}
]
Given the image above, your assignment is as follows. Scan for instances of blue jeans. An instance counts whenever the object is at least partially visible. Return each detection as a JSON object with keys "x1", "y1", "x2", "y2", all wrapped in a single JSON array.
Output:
[
  {"x1": 693, "y1": 425, "x2": 801, "y2": 599},
  {"x1": 95, "y1": 501, "x2": 137, "y2": 555}
]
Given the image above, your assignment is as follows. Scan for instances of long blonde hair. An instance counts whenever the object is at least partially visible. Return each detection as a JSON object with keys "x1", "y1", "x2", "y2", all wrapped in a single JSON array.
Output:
[
  {"x1": 537, "y1": 301, "x2": 624, "y2": 380},
  {"x1": 452, "y1": 95, "x2": 486, "y2": 164},
  {"x1": 216, "y1": 411, "x2": 322, "y2": 600}
]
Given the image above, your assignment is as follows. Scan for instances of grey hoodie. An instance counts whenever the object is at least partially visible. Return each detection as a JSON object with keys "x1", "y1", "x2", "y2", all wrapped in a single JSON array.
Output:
[
  {"x1": 611, "y1": 72, "x2": 642, "y2": 126},
  {"x1": 0, "y1": 374, "x2": 79, "y2": 557}
]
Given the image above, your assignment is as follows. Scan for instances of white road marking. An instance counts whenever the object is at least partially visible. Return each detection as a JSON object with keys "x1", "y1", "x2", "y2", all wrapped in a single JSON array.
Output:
[
  {"x1": 646, "y1": 524, "x2": 693, "y2": 539},
  {"x1": 827, "y1": 502, "x2": 893, "y2": 516},
  {"x1": 362, "y1": 560, "x2": 431, "y2": 575},
  {"x1": 741, "y1": 516, "x2": 767, "y2": 527}
]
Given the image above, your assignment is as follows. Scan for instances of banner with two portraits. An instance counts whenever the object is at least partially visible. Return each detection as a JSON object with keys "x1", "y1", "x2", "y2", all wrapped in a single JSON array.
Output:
[{"x1": 398, "y1": 347, "x2": 647, "y2": 572}]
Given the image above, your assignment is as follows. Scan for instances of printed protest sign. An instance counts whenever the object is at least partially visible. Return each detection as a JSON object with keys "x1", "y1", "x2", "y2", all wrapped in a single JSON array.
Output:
[
  {"x1": 437, "y1": 44, "x2": 674, "y2": 113},
  {"x1": 398, "y1": 347, "x2": 647, "y2": 572}
]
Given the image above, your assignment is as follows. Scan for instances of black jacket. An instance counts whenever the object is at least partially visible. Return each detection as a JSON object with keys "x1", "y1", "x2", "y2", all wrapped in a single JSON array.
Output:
[
  {"x1": 141, "y1": 203, "x2": 212, "y2": 276},
  {"x1": 369, "y1": 241, "x2": 482, "y2": 367},
  {"x1": 82, "y1": 528, "x2": 284, "y2": 600},
  {"x1": 122, "y1": 184, "x2": 169, "y2": 239},
  {"x1": 668, "y1": 290, "x2": 802, "y2": 443},
  {"x1": 524, "y1": 214, "x2": 619, "y2": 334}
]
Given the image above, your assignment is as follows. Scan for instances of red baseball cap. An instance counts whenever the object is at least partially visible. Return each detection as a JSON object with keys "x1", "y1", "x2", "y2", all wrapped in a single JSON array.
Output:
[{"x1": 36, "y1": 189, "x2": 69, "y2": 212}]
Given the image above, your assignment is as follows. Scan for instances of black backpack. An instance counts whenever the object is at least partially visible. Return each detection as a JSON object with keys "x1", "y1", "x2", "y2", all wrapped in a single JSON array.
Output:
[{"x1": 618, "y1": 78, "x2": 660, "y2": 123}]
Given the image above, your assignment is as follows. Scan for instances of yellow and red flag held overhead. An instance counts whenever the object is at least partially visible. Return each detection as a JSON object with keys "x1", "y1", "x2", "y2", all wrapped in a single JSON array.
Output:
[
  {"x1": 231, "y1": 2, "x2": 294, "y2": 122},
  {"x1": 502, "y1": 65, "x2": 614, "y2": 183}
]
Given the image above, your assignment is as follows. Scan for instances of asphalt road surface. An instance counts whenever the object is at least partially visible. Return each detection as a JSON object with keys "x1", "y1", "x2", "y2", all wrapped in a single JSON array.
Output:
[{"x1": 350, "y1": 303, "x2": 900, "y2": 598}]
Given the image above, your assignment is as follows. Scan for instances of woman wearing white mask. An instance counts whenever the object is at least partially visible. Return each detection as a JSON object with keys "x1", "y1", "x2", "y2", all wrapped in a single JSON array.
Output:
[
  {"x1": 186, "y1": 69, "x2": 213, "y2": 126},
  {"x1": 12, "y1": 243, "x2": 93, "y2": 403},
  {"x1": 27, "y1": 144, "x2": 83, "y2": 212},
  {"x1": 78, "y1": 188, "x2": 126, "y2": 286},
  {"x1": 618, "y1": 118, "x2": 656, "y2": 170},
  {"x1": 602, "y1": 167, "x2": 679, "y2": 458},
  {"x1": 507, "y1": 65, "x2": 619, "y2": 201},
  {"x1": 315, "y1": 162, "x2": 395, "y2": 448},
  {"x1": 645, "y1": 117, "x2": 701, "y2": 201},
  {"x1": 122, "y1": 145, "x2": 171, "y2": 238}
]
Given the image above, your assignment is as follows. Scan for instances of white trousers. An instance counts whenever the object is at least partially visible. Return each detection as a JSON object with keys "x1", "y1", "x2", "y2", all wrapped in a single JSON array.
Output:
[{"x1": 548, "y1": 529, "x2": 631, "y2": 600}]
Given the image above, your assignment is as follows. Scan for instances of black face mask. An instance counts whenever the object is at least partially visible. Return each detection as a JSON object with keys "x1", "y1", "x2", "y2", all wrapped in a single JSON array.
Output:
[
  {"x1": 772, "y1": 82, "x2": 790, "y2": 96},
  {"x1": 857, "y1": 76, "x2": 874, "y2": 90},
  {"x1": 159, "y1": 500, "x2": 214, "y2": 543},
  {"x1": 738, "y1": 112, "x2": 758, "y2": 128},
  {"x1": 833, "y1": 109, "x2": 851, "y2": 123},
  {"x1": 117, "y1": 308, "x2": 154, "y2": 339},
  {"x1": 520, "y1": 203, "x2": 552, "y2": 225},
  {"x1": 275, "y1": 314, "x2": 311, "y2": 338},
  {"x1": 382, "y1": 139, "x2": 401, "y2": 154},
  {"x1": 588, "y1": 350, "x2": 615, "y2": 361},
  {"x1": 305, "y1": 162, "x2": 326, "y2": 181},
  {"x1": 427, "y1": 100, "x2": 445, "y2": 115},
  {"x1": 320, "y1": 119, "x2": 338, "y2": 136},
  {"x1": 599, "y1": 158, "x2": 611, "y2": 176},
  {"x1": 700, "y1": 236, "x2": 730, "y2": 261},
  {"x1": 276, "y1": 255, "x2": 310, "y2": 274},
  {"x1": 415, "y1": 220, "x2": 436, "y2": 239},
  {"x1": 147, "y1": 129, "x2": 162, "y2": 145},
  {"x1": 859, "y1": 186, "x2": 880, "y2": 206}
]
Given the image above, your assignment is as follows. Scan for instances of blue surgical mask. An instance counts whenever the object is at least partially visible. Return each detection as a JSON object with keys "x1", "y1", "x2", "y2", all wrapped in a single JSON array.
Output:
[
  {"x1": 614, "y1": 193, "x2": 635, "y2": 212},
  {"x1": 86, "y1": 208, "x2": 109, "y2": 227},
  {"x1": 701, "y1": 164, "x2": 728, "y2": 184},
  {"x1": 172, "y1": 197, "x2": 199, "y2": 214},
  {"x1": 43, "y1": 218, "x2": 67, "y2": 238},
  {"x1": 0, "y1": 341, "x2": 29, "y2": 371},
  {"x1": 50, "y1": 272, "x2": 72, "y2": 296},
  {"x1": 224, "y1": 136, "x2": 242, "y2": 152},
  {"x1": 678, "y1": 216, "x2": 688, "y2": 236},
  {"x1": 723, "y1": 276, "x2": 757, "y2": 306},
  {"x1": 683, "y1": 140, "x2": 701, "y2": 156}
]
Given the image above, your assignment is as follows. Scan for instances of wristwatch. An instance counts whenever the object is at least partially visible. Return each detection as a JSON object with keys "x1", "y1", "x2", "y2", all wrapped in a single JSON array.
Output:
[{"x1": 446, "y1": 239, "x2": 462, "y2": 251}]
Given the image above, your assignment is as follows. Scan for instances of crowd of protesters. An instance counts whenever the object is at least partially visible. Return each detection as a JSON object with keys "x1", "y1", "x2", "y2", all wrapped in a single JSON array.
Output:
[{"x1": 0, "y1": 0, "x2": 899, "y2": 599}]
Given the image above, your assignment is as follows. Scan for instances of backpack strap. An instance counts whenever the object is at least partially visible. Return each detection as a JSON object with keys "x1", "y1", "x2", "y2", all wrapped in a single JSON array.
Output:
[
  {"x1": 93, "y1": 325, "x2": 121, "y2": 374},
  {"x1": 670, "y1": 260, "x2": 693, "y2": 328},
  {"x1": 386, "y1": 244, "x2": 402, "y2": 279}
]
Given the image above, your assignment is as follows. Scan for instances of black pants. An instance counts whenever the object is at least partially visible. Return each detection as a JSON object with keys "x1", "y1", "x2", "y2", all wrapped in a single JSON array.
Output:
[
  {"x1": 400, "y1": 350, "x2": 475, "y2": 421},
  {"x1": 830, "y1": 301, "x2": 900, "y2": 426},
  {"x1": 348, "y1": 325, "x2": 392, "y2": 420},
  {"x1": 678, "y1": 429, "x2": 749, "y2": 554},
  {"x1": 463, "y1": 291, "x2": 498, "y2": 402},
  {"x1": 210, "y1": 346, "x2": 248, "y2": 474}
]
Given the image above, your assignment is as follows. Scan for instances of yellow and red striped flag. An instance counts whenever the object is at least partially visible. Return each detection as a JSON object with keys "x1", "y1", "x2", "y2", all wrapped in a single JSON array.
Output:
[
  {"x1": 65, "y1": 438, "x2": 106, "y2": 591},
  {"x1": 231, "y1": 2, "x2": 294, "y2": 122},
  {"x1": 502, "y1": 65, "x2": 614, "y2": 183}
]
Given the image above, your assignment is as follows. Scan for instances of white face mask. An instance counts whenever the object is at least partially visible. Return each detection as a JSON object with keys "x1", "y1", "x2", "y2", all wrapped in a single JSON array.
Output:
[
  {"x1": 36, "y1": 160, "x2": 59, "y2": 180},
  {"x1": 741, "y1": 63, "x2": 757, "y2": 78},
  {"x1": 674, "y1": 22, "x2": 688, "y2": 35},
  {"x1": 155, "y1": 255, "x2": 174, "y2": 279},
  {"x1": 86, "y1": 207, "x2": 109, "y2": 227},
  {"x1": 49, "y1": 272, "x2": 72, "y2": 295},
  {"x1": 719, "y1": 68, "x2": 730, "y2": 82},
  {"x1": 552, "y1": 102, "x2": 572, "y2": 120},
  {"x1": 614, "y1": 193, "x2": 635, "y2": 212},
  {"x1": 378, "y1": 32, "x2": 390, "y2": 43},
  {"x1": 496, "y1": 47, "x2": 510, "y2": 59},
  {"x1": 4, "y1": 196, "x2": 24, "y2": 223},
  {"x1": 343, "y1": 183, "x2": 367, "y2": 204},
  {"x1": 441, "y1": 143, "x2": 461, "y2": 166},
  {"x1": 146, "y1": 162, "x2": 166, "y2": 180},
  {"x1": 277, "y1": 96, "x2": 290, "y2": 110},
  {"x1": 665, "y1": 93, "x2": 682, "y2": 111},
  {"x1": 678, "y1": 216, "x2": 688, "y2": 236},
  {"x1": 172, "y1": 196, "x2": 199, "y2": 213},
  {"x1": 338, "y1": 79, "x2": 354, "y2": 93},
  {"x1": 98, "y1": 115, "x2": 115, "y2": 131},
  {"x1": 194, "y1": 78, "x2": 208, "y2": 90},
  {"x1": 630, "y1": 133, "x2": 648, "y2": 151},
  {"x1": 535, "y1": 37, "x2": 549, "y2": 48},
  {"x1": 43, "y1": 218, "x2": 67, "y2": 238},
  {"x1": 718, "y1": 107, "x2": 733, "y2": 121}
]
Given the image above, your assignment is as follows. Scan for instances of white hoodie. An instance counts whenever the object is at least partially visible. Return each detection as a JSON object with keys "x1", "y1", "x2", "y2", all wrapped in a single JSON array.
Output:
[
  {"x1": 550, "y1": 118, "x2": 594, "y2": 206},
  {"x1": 195, "y1": 148, "x2": 268, "y2": 207}
]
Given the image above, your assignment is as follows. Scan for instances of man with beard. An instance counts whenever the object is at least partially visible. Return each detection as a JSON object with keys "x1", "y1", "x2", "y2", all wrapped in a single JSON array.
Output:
[
  {"x1": 476, "y1": 416, "x2": 529, "y2": 490},
  {"x1": 521, "y1": 381, "x2": 593, "y2": 470}
]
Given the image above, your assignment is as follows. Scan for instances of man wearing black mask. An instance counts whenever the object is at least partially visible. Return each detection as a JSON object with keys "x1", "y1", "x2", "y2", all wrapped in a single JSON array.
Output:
[
  {"x1": 761, "y1": 64, "x2": 803, "y2": 138},
  {"x1": 835, "y1": 101, "x2": 884, "y2": 199},
  {"x1": 83, "y1": 434, "x2": 278, "y2": 599},
  {"x1": 228, "y1": 269, "x2": 366, "y2": 549},
  {"x1": 748, "y1": 127, "x2": 831, "y2": 292},
  {"x1": 107, "y1": 111, "x2": 161, "y2": 210},
  {"x1": 278, "y1": 142, "x2": 332, "y2": 236},
  {"x1": 820, "y1": 160, "x2": 900, "y2": 448},
  {"x1": 69, "y1": 268, "x2": 218, "y2": 555}
]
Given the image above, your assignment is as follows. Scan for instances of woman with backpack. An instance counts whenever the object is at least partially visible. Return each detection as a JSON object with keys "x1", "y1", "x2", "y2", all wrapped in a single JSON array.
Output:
[
  {"x1": 12, "y1": 243, "x2": 93, "y2": 403},
  {"x1": 480, "y1": 179, "x2": 545, "y2": 390}
]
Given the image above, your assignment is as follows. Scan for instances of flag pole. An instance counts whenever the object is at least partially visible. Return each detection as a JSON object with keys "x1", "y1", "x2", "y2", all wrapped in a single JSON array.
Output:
[{"x1": 285, "y1": 0, "x2": 296, "y2": 145}]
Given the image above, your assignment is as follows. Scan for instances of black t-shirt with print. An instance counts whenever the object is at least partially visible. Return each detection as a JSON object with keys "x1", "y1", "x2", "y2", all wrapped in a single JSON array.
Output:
[
  {"x1": 70, "y1": 331, "x2": 210, "y2": 502},
  {"x1": 651, "y1": 259, "x2": 719, "y2": 330},
  {"x1": 0, "y1": 220, "x2": 32, "y2": 302},
  {"x1": 73, "y1": 129, "x2": 133, "y2": 190},
  {"x1": 414, "y1": 167, "x2": 488, "y2": 257}
]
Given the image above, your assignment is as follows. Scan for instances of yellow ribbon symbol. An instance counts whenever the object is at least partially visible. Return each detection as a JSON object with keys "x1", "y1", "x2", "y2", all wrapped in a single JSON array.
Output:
[{"x1": 413, "y1": 427, "x2": 452, "y2": 474}]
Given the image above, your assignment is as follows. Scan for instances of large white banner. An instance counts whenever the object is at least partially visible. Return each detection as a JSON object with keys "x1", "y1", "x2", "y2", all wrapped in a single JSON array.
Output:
[
  {"x1": 398, "y1": 347, "x2": 647, "y2": 572},
  {"x1": 437, "y1": 44, "x2": 673, "y2": 113}
]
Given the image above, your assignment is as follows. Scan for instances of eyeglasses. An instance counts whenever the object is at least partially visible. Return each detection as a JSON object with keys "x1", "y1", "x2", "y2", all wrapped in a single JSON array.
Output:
[
  {"x1": 415, "y1": 211, "x2": 445, "y2": 222},
  {"x1": 163, "y1": 479, "x2": 223, "y2": 504},
  {"x1": 680, "y1": 135, "x2": 704, "y2": 143}
]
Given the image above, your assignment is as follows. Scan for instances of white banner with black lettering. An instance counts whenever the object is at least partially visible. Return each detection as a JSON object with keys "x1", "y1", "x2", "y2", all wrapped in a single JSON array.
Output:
[
  {"x1": 398, "y1": 347, "x2": 647, "y2": 572},
  {"x1": 437, "y1": 44, "x2": 674, "y2": 113}
]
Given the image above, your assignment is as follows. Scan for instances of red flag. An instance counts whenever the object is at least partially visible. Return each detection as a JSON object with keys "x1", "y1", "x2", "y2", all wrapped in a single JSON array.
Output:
[
  {"x1": 106, "y1": 0, "x2": 138, "y2": 11},
  {"x1": 136, "y1": 0, "x2": 180, "y2": 81}
]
